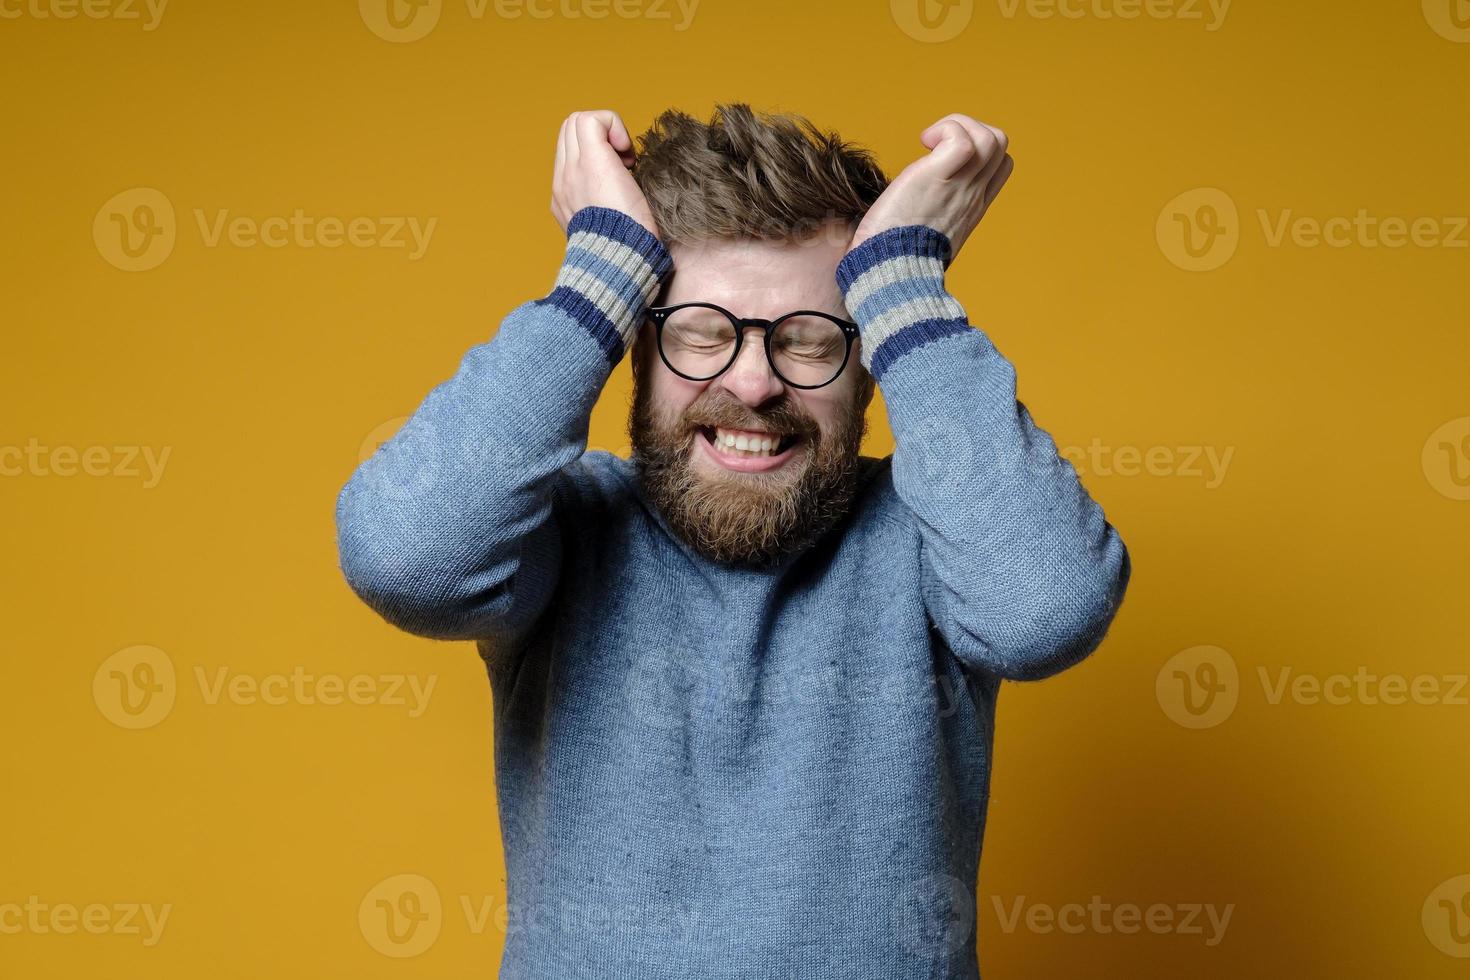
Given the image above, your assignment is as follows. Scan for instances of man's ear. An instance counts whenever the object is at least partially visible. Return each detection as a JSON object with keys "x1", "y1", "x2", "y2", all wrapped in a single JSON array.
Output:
[
  {"x1": 630, "y1": 321, "x2": 656, "y2": 383},
  {"x1": 857, "y1": 364, "x2": 876, "y2": 411}
]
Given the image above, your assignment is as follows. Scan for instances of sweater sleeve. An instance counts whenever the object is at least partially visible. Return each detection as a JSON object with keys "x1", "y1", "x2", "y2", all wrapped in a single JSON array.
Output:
[
  {"x1": 837, "y1": 226, "x2": 1131, "y2": 681},
  {"x1": 335, "y1": 207, "x2": 672, "y2": 641}
]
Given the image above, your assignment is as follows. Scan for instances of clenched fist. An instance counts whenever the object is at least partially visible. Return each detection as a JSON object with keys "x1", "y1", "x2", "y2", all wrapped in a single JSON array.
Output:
[
  {"x1": 550, "y1": 110, "x2": 660, "y2": 240},
  {"x1": 849, "y1": 114, "x2": 1014, "y2": 259}
]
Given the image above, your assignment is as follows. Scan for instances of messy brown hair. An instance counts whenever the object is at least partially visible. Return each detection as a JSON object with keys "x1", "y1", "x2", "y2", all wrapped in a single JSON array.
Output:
[{"x1": 632, "y1": 103, "x2": 889, "y2": 245}]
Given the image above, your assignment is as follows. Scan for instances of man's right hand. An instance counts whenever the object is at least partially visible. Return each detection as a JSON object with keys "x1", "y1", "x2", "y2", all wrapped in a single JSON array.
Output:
[{"x1": 550, "y1": 110, "x2": 660, "y2": 240}]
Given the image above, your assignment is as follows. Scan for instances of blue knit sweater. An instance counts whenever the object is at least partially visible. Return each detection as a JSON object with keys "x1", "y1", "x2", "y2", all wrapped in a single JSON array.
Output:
[{"x1": 336, "y1": 207, "x2": 1130, "y2": 979}]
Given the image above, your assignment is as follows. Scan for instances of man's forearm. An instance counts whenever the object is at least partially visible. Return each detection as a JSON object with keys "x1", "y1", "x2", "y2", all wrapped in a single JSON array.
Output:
[
  {"x1": 335, "y1": 206, "x2": 672, "y2": 640},
  {"x1": 838, "y1": 225, "x2": 1130, "y2": 679}
]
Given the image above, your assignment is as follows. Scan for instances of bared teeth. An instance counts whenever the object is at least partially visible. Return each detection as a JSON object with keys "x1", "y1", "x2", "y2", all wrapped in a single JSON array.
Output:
[{"x1": 713, "y1": 426, "x2": 783, "y2": 457}]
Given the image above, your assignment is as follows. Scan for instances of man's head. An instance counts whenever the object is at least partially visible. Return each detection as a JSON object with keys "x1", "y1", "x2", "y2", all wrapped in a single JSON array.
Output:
[{"x1": 627, "y1": 104, "x2": 888, "y2": 568}]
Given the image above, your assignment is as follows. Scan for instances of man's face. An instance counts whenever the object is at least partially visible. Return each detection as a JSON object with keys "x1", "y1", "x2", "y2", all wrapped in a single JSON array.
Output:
[{"x1": 630, "y1": 222, "x2": 873, "y2": 567}]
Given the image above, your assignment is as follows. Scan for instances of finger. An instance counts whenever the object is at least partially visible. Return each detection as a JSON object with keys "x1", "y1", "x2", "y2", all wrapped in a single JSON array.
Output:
[
  {"x1": 983, "y1": 154, "x2": 1015, "y2": 208},
  {"x1": 919, "y1": 114, "x2": 962, "y2": 149},
  {"x1": 575, "y1": 110, "x2": 623, "y2": 166},
  {"x1": 975, "y1": 124, "x2": 1009, "y2": 183},
  {"x1": 565, "y1": 111, "x2": 582, "y2": 162},
  {"x1": 587, "y1": 110, "x2": 637, "y2": 167},
  {"x1": 554, "y1": 115, "x2": 570, "y2": 174},
  {"x1": 927, "y1": 113, "x2": 1003, "y2": 151},
  {"x1": 917, "y1": 120, "x2": 976, "y2": 180},
  {"x1": 928, "y1": 114, "x2": 1007, "y2": 179},
  {"x1": 980, "y1": 122, "x2": 1009, "y2": 157}
]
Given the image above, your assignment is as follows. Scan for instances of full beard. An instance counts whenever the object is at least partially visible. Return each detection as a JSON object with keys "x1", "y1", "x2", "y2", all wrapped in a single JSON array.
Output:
[{"x1": 629, "y1": 380, "x2": 868, "y2": 569}]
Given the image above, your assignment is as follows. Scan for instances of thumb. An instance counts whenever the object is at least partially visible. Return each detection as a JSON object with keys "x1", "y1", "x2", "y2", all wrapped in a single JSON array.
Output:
[{"x1": 917, "y1": 120, "x2": 975, "y2": 180}]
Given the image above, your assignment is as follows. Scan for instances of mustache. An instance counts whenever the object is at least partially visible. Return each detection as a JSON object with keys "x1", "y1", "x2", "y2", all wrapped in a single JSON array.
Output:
[{"x1": 678, "y1": 391, "x2": 820, "y2": 439}]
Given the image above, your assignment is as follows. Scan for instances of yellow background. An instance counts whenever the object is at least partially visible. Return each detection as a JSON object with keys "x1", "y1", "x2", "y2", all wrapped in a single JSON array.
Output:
[{"x1": 4, "y1": 0, "x2": 1469, "y2": 975}]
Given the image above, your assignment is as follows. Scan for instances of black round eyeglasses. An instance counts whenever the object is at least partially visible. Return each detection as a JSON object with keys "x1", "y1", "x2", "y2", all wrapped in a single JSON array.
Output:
[{"x1": 647, "y1": 302, "x2": 860, "y2": 390}]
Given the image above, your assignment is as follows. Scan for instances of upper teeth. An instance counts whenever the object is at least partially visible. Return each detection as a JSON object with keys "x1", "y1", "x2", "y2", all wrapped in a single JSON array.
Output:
[{"x1": 715, "y1": 427, "x2": 780, "y2": 456}]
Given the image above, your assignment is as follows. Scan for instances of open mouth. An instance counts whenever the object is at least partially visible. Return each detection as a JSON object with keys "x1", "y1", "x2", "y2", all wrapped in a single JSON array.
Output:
[
  {"x1": 694, "y1": 425, "x2": 804, "y2": 472},
  {"x1": 698, "y1": 425, "x2": 798, "y2": 458}
]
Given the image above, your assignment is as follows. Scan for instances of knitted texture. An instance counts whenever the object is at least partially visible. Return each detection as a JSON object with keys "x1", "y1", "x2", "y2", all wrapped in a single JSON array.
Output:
[
  {"x1": 837, "y1": 225, "x2": 970, "y2": 380},
  {"x1": 336, "y1": 209, "x2": 1130, "y2": 980},
  {"x1": 542, "y1": 206, "x2": 673, "y2": 363}
]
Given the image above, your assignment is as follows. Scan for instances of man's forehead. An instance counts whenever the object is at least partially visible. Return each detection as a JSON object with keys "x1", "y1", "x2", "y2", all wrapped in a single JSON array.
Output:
[{"x1": 663, "y1": 226, "x2": 851, "y2": 318}]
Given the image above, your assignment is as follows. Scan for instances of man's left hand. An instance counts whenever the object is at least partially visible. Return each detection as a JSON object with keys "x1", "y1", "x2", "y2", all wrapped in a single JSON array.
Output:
[{"x1": 849, "y1": 114, "x2": 1014, "y2": 259}]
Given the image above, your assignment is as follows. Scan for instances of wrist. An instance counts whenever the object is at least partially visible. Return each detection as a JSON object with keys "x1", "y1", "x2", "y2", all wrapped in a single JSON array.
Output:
[
  {"x1": 837, "y1": 225, "x2": 969, "y2": 381},
  {"x1": 542, "y1": 206, "x2": 673, "y2": 363}
]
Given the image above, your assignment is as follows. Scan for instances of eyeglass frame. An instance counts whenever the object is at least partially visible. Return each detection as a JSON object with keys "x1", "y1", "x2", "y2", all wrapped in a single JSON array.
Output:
[{"x1": 646, "y1": 302, "x2": 861, "y2": 391}]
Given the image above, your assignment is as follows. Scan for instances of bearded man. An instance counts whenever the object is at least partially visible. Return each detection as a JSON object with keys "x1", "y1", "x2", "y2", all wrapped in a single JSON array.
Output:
[{"x1": 336, "y1": 103, "x2": 1130, "y2": 979}]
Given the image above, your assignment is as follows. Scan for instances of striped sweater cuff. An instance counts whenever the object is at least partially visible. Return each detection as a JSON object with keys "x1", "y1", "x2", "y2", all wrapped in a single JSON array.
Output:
[
  {"x1": 836, "y1": 225, "x2": 971, "y2": 381},
  {"x1": 540, "y1": 207, "x2": 673, "y2": 364}
]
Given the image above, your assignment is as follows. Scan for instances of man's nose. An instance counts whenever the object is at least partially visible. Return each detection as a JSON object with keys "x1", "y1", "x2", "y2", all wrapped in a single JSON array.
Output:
[{"x1": 717, "y1": 328, "x2": 785, "y2": 407}]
